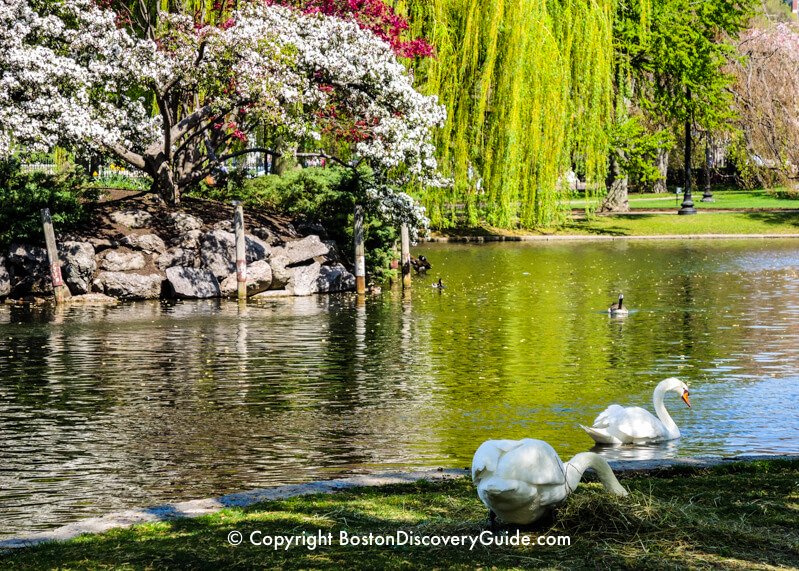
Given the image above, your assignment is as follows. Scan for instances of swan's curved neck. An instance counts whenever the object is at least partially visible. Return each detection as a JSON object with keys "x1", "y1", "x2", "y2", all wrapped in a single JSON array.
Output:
[
  {"x1": 564, "y1": 453, "x2": 627, "y2": 496},
  {"x1": 653, "y1": 385, "x2": 680, "y2": 438}
]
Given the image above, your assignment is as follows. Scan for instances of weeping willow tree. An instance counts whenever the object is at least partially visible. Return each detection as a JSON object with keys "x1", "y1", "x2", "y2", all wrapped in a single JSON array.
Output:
[{"x1": 396, "y1": 0, "x2": 616, "y2": 228}]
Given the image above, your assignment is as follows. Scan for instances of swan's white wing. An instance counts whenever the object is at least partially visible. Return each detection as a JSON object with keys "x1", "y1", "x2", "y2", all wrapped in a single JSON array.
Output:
[
  {"x1": 608, "y1": 406, "x2": 666, "y2": 442},
  {"x1": 592, "y1": 405, "x2": 627, "y2": 428},
  {"x1": 494, "y1": 439, "x2": 565, "y2": 486},
  {"x1": 471, "y1": 439, "x2": 527, "y2": 483}
]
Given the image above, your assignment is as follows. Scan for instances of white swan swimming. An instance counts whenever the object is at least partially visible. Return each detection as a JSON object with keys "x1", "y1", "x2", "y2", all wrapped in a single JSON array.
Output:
[
  {"x1": 472, "y1": 438, "x2": 627, "y2": 525},
  {"x1": 581, "y1": 377, "x2": 691, "y2": 445}
]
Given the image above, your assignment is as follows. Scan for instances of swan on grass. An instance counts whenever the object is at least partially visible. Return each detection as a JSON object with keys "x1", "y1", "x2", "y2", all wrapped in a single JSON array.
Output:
[
  {"x1": 581, "y1": 377, "x2": 691, "y2": 445},
  {"x1": 472, "y1": 439, "x2": 627, "y2": 525}
]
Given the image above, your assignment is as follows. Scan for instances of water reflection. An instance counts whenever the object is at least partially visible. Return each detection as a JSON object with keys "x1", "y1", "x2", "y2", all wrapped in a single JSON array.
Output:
[{"x1": 1, "y1": 239, "x2": 799, "y2": 536}]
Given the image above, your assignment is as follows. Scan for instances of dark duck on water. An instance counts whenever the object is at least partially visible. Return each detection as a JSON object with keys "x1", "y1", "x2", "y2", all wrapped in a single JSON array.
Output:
[
  {"x1": 608, "y1": 293, "x2": 629, "y2": 316},
  {"x1": 411, "y1": 255, "x2": 432, "y2": 274}
]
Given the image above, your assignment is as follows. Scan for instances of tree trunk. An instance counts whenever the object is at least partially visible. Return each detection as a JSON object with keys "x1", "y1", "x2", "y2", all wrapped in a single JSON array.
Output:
[
  {"x1": 147, "y1": 155, "x2": 180, "y2": 205},
  {"x1": 599, "y1": 154, "x2": 629, "y2": 212},
  {"x1": 653, "y1": 149, "x2": 669, "y2": 193}
]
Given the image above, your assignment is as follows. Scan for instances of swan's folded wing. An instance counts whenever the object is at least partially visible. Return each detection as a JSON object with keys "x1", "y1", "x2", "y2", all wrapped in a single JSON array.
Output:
[
  {"x1": 472, "y1": 439, "x2": 527, "y2": 482},
  {"x1": 496, "y1": 440, "x2": 565, "y2": 485},
  {"x1": 592, "y1": 405, "x2": 627, "y2": 428},
  {"x1": 611, "y1": 407, "x2": 663, "y2": 442}
]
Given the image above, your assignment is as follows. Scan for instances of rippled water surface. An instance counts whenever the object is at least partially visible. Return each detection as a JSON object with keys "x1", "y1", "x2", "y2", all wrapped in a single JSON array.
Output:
[{"x1": 2, "y1": 239, "x2": 799, "y2": 536}]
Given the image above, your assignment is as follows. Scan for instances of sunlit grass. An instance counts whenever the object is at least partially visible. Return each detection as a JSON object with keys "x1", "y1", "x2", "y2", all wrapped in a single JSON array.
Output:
[
  {"x1": 569, "y1": 189, "x2": 799, "y2": 211},
  {"x1": 3, "y1": 459, "x2": 798, "y2": 570}
]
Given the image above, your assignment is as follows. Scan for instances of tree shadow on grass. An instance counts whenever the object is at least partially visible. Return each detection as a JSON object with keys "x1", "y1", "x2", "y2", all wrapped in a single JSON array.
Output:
[
  {"x1": 3, "y1": 464, "x2": 798, "y2": 570},
  {"x1": 743, "y1": 210, "x2": 799, "y2": 228}
]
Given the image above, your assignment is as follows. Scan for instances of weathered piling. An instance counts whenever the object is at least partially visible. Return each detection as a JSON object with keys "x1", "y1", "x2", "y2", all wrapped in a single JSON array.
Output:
[
  {"x1": 40, "y1": 208, "x2": 69, "y2": 304},
  {"x1": 400, "y1": 223, "x2": 411, "y2": 289},
  {"x1": 354, "y1": 205, "x2": 366, "y2": 295},
  {"x1": 233, "y1": 202, "x2": 247, "y2": 300}
]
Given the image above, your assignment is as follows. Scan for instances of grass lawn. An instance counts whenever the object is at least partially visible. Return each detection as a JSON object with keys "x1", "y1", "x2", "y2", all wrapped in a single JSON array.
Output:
[
  {"x1": 570, "y1": 189, "x2": 799, "y2": 211},
  {"x1": 433, "y1": 211, "x2": 799, "y2": 238},
  {"x1": 560, "y1": 211, "x2": 799, "y2": 236},
  {"x1": 3, "y1": 459, "x2": 798, "y2": 570}
]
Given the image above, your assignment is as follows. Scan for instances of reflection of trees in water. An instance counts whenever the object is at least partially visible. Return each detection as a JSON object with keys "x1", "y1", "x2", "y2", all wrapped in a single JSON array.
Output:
[{"x1": 2, "y1": 240, "x2": 799, "y2": 535}]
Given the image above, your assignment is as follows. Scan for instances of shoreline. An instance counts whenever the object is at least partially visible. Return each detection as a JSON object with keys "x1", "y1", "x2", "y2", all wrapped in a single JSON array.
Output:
[
  {"x1": 425, "y1": 233, "x2": 799, "y2": 243},
  {"x1": 3, "y1": 453, "x2": 797, "y2": 550}
]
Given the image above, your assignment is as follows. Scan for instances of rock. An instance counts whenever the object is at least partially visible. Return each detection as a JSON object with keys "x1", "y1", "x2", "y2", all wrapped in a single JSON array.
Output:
[
  {"x1": 156, "y1": 247, "x2": 199, "y2": 270},
  {"x1": 168, "y1": 212, "x2": 204, "y2": 233},
  {"x1": 58, "y1": 241, "x2": 96, "y2": 295},
  {"x1": 296, "y1": 222, "x2": 328, "y2": 240},
  {"x1": 7, "y1": 243, "x2": 49, "y2": 295},
  {"x1": 317, "y1": 263, "x2": 356, "y2": 293},
  {"x1": 290, "y1": 262, "x2": 322, "y2": 296},
  {"x1": 220, "y1": 260, "x2": 273, "y2": 297},
  {"x1": 213, "y1": 220, "x2": 233, "y2": 232},
  {"x1": 0, "y1": 255, "x2": 9, "y2": 297},
  {"x1": 87, "y1": 237, "x2": 115, "y2": 252},
  {"x1": 165, "y1": 267, "x2": 220, "y2": 299},
  {"x1": 270, "y1": 235, "x2": 329, "y2": 266},
  {"x1": 96, "y1": 272, "x2": 163, "y2": 300},
  {"x1": 109, "y1": 209, "x2": 153, "y2": 229},
  {"x1": 199, "y1": 229, "x2": 270, "y2": 279},
  {"x1": 100, "y1": 250, "x2": 146, "y2": 272},
  {"x1": 66, "y1": 293, "x2": 118, "y2": 305},
  {"x1": 267, "y1": 254, "x2": 292, "y2": 289},
  {"x1": 122, "y1": 233, "x2": 166, "y2": 254},
  {"x1": 252, "y1": 289, "x2": 294, "y2": 298},
  {"x1": 8, "y1": 243, "x2": 47, "y2": 266},
  {"x1": 174, "y1": 229, "x2": 203, "y2": 249}
]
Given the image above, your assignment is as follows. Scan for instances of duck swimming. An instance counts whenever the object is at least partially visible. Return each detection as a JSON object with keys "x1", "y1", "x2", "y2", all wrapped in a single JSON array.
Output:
[
  {"x1": 608, "y1": 293, "x2": 628, "y2": 316},
  {"x1": 411, "y1": 255, "x2": 432, "y2": 274}
]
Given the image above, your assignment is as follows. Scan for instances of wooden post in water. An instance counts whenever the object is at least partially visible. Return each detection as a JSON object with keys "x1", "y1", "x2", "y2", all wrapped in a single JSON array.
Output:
[
  {"x1": 40, "y1": 208, "x2": 69, "y2": 304},
  {"x1": 400, "y1": 223, "x2": 411, "y2": 289},
  {"x1": 233, "y1": 202, "x2": 247, "y2": 300},
  {"x1": 354, "y1": 205, "x2": 366, "y2": 295}
]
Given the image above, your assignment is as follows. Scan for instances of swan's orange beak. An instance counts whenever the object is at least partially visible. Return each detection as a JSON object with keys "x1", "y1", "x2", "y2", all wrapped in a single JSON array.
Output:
[{"x1": 681, "y1": 390, "x2": 691, "y2": 408}]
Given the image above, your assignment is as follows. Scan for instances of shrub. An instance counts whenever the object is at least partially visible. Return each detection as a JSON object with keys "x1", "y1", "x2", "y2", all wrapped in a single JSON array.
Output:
[
  {"x1": 194, "y1": 167, "x2": 400, "y2": 282},
  {"x1": 0, "y1": 157, "x2": 95, "y2": 246}
]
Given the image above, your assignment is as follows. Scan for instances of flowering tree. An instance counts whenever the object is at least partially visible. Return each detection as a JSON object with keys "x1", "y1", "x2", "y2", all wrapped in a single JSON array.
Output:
[
  {"x1": 0, "y1": 0, "x2": 444, "y2": 228},
  {"x1": 729, "y1": 22, "x2": 799, "y2": 185}
]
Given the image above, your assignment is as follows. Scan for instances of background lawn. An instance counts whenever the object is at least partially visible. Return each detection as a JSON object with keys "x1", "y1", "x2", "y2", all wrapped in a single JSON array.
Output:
[{"x1": 570, "y1": 189, "x2": 799, "y2": 211}]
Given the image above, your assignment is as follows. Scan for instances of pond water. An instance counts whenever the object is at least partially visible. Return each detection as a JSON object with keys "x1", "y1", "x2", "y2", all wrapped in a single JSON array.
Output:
[{"x1": 1, "y1": 239, "x2": 799, "y2": 536}]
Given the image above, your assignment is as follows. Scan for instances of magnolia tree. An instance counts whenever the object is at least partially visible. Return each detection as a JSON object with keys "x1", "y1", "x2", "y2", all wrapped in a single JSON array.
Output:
[
  {"x1": 729, "y1": 22, "x2": 799, "y2": 185},
  {"x1": 0, "y1": 0, "x2": 444, "y2": 230}
]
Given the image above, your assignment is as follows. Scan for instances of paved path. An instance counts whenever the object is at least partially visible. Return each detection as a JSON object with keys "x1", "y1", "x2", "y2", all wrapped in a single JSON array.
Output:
[{"x1": 2, "y1": 454, "x2": 797, "y2": 550}]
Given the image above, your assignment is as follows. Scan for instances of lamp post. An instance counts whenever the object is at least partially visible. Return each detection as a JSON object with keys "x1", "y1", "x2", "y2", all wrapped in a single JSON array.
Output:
[
  {"x1": 701, "y1": 134, "x2": 714, "y2": 202},
  {"x1": 678, "y1": 109, "x2": 697, "y2": 215}
]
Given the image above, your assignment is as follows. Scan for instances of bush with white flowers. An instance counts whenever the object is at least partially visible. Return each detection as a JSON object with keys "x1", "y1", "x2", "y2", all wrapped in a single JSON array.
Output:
[{"x1": 0, "y1": 0, "x2": 444, "y2": 226}]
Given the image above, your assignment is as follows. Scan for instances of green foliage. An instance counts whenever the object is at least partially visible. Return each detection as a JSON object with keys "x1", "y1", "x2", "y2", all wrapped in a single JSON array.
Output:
[
  {"x1": 404, "y1": 0, "x2": 615, "y2": 229},
  {"x1": 0, "y1": 158, "x2": 95, "y2": 246},
  {"x1": 611, "y1": 118, "x2": 674, "y2": 188},
  {"x1": 634, "y1": 0, "x2": 756, "y2": 128},
  {"x1": 768, "y1": 187, "x2": 799, "y2": 200},
  {"x1": 231, "y1": 168, "x2": 399, "y2": 282}
]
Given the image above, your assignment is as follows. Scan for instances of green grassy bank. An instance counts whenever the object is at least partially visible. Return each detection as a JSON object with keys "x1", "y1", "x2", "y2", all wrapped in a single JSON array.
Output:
[
  {"x1": 3, "y1": 459, "x2": 798, "y2": 570},
  {"x1": 434, "y1": 211, "x2": 799, "y2": 239}
]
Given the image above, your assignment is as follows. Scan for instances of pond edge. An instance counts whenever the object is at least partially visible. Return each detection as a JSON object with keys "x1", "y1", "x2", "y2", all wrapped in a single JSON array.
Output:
[{"x1": 2, "y1": 453, "x2": 798, "y2": 550}]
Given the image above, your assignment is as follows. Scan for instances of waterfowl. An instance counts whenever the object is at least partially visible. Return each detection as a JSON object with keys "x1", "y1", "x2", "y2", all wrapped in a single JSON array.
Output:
[
  {"x1": 608, "y1": 294, "x2": 628, "y2": 316},
  {"x1": 432, "y1": 278, "x2": 445, "y2": 290},
  {"x1": 472, "y1": 439, "x2": 627, "y2": 525},
  {"x1": 411, "y1": 255, "x2": 432, "y2": 274},
  {"x1": 581, "y1": 377, "x2": 691, "y2": 445}
]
